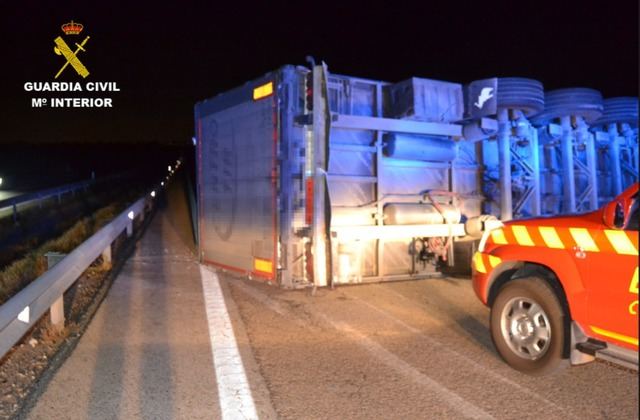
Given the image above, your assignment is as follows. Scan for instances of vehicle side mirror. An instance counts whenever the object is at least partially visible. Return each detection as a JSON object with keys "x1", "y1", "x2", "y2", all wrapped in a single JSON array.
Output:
[{"x1": 603, "y1": 201, "x2": 625, "y2": 229}]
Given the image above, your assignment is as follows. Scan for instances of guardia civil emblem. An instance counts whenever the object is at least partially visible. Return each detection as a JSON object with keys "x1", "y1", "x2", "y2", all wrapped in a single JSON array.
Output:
[{"x1": 53, "y1": 21, "x2": 90, "y2": 79}]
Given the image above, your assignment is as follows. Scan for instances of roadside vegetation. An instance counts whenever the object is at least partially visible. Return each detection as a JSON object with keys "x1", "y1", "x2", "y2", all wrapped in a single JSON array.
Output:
[
  {"x1": 0, "y1": 193, "x2": 139, "y2": 304},
  {"x1": 0, "y1": 192, "x2": 154, "y2": 418},
  {"x1": 0, "y1": 184, "x2": 135, "y2": 269}
]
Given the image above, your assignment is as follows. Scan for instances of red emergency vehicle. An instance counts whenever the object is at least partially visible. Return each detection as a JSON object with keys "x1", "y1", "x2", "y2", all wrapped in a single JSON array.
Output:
[{"x1": 472, "y1": 183, "x2": 639, "y2": 374}]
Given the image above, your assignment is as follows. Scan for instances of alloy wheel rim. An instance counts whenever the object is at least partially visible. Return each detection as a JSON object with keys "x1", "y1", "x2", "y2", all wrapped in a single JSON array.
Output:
[{"x1": 500, "y1": 297, "x2": 552, "y2": 360}]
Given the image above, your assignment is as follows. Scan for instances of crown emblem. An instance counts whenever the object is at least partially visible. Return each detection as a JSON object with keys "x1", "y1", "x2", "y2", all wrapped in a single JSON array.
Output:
[{"x1": 61, "y1": 21, "x2": 83, "y2": 35}]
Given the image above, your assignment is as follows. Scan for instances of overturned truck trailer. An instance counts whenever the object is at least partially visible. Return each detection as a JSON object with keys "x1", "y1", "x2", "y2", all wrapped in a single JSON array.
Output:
[{"x1": 194, "y1": 64, "x2": 501, "y2": 288}]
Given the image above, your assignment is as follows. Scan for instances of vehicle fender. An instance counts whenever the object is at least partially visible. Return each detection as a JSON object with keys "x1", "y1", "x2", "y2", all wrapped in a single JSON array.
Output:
[{"x1": 487, "y1": 245, "x2": 588, "y2": 324}]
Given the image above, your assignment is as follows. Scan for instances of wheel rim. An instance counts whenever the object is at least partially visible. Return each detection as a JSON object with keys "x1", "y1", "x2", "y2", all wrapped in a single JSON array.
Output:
[{"x1": 500, "y1": 297, "x2": 552, "y2": 360}]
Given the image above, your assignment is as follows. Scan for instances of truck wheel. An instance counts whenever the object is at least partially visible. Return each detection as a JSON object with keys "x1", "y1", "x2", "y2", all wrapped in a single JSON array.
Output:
[{"x1": 490, "y1": 277, "x2": 567, "y2": 375}]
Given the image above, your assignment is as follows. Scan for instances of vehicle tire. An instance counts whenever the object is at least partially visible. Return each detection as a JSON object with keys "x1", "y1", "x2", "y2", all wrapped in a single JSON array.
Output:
[
  {"x1": 496, "y1": 77, "x2": 545, "y2": 117},
  {"x1": 490, "y1": 276, "x2": 568, "y2": 375},
  {"x1": 592, "y1": 97, "x2": 639, "y2": 129},
  {"x1": 531, "y1": 88, "x2": 604, "y2": 126}
]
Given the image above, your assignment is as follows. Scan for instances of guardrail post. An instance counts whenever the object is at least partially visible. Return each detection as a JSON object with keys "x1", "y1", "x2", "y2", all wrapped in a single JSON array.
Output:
[
  {"x1": 45, "y1": 252, "x2": 67, "y2": 330},
  {"x1": 12, "y1": 204, "x2": 18, "y2": 224},
  {"x1": 102, "y1": 245, "x2": 112, "y2": 269},
  {"x1": 126, "y1": 221, "x2": 133, "y2": 237},
  {"x1": 50, "y1": 298, "x2": 65, "y2": 330}
]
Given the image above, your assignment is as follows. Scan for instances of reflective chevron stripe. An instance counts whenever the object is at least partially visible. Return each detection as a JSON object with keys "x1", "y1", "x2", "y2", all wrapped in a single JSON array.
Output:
[
  {"x1": 473, "y1": 252, "x2": 502, "y2": 274},
  {"x1": 485, "y1": 224, "x2": 638, "y2": 256},
  {"x1": 604, "y1": 230, "x2": 638, "y2": 256},
  {"x1": 511, "y1": 225, "x2": 535, "y2": 246},
  {"x1": 538, "y1": 226, "x2": 565, "y2": 249},
  {"x1": 473, "y1": 252, "x2": 486, "y2": 273},
  {"x1": 488, "y1": 255, "x2": 502, "y2": 268},
  {"x1": 490, "y1": 229, "x2": 508, "y2": 245},
  {"x1": 569, "y1": 228, "x2": 599, "y2": 252}
]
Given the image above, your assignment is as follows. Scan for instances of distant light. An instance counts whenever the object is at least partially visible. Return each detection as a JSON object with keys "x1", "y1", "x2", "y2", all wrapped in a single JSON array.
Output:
[
  {"x1": 168, "y1": 165, "x2": 172, "y2": 172},
  {"x1": 161, "y1": 181, "x2": 165, "y2": 186},
  {"x1": 151, "y1": 191, "x2": 156, "y2": 197},
  {"x1": 0, "y1": 177, "x2": 3, "y2": 187},
  {"x1": 192, "y1": 137, "x2": 196, "y2": 146},
  {"x1": 128, "y1": 211, "x2": 135, "y2": 220}
]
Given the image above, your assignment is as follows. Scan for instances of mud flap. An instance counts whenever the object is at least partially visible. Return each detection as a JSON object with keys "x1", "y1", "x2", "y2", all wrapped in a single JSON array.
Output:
[{"x1": 570, "y1": 321, "x2": 596, "y2": 365}]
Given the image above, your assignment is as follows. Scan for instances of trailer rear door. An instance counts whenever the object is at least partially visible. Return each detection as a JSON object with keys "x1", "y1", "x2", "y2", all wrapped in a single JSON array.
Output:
[{"x1": 196, "y1": 78, "x2": 277, "y2": 280}]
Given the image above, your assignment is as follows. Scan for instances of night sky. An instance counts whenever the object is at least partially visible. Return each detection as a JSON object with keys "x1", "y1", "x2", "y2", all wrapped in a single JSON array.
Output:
[{"x1": 1, "y1": 1, "x2": 637, "y2": 146}]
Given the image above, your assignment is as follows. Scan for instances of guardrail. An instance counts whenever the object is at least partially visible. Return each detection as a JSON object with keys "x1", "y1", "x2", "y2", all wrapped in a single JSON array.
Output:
[
  {"x1": 0, "y1": 195, "x2": 152, "y2": 359},
  {"x1": 0, "y1": 171, "x2": 134, "y2": 223},
  {"x1": 0, "y1": 179, "x2": 94, "y2": 222}
]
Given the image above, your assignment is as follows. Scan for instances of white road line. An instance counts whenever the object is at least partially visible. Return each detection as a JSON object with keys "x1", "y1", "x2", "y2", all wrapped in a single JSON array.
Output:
[
  {"x1": 352, "y1": 296, "x2": 579, "y2": 420},
  {"x1": 200, "y1": 266, "x2": 258, "y2": 420},
  {"x1": 322, "y1": 317, "x2": 496, "y2": 420}
]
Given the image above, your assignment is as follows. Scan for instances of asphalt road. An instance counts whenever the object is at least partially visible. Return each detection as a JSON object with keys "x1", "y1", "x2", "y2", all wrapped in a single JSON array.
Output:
[
  {"x1": 26, "y1": 206, "x2": 223, "y2": 419},
  {"x1": 23, "y1": 181, "x2": 639, "y2": 419},
  {"x1": 223, "y1": 274, "x2": 638, "y2": 419},
  {"x1": 25, "y1": 180, "x2": 276, "y2": 419}
]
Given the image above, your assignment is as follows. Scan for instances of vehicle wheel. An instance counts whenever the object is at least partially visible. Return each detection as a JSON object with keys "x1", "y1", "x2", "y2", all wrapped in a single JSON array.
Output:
[
  {"x1": 496, "y1": 77, "x2": 545, "y2": 117},
  {"x1": 490, "y1": 276, "x2": 567, "y2": 375},
  {"x1": 592, "y1": 97, "x2": 639, "y2": 129},
  {"x1": 531, "y1": 88, "x2": 604, "y2": 126}
]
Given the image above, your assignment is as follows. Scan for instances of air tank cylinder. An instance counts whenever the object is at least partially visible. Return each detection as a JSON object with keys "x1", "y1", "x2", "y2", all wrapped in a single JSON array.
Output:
[{"x1": 383, "y1": 203, "x2": 461, "y2": 225}]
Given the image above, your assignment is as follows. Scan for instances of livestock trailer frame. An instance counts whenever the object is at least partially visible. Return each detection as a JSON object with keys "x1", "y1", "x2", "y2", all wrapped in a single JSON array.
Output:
[{"x1": 195, "y1": 64, "x2": 495, "y2": 288}]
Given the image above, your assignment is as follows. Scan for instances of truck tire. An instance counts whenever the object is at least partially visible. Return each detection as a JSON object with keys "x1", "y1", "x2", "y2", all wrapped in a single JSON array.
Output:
[
  {"x1": 531, "y1": 88, "x2": 604, "y2": 126},
  {"x1": 496, "y1": 77, "x2": 545, "y2": 117},
  {"x1": 490, "y1": 276, "x2": 567, "y2": 375}
]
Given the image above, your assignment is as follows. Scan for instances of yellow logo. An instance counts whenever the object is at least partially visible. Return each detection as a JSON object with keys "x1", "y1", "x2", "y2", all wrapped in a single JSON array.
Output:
[
  {"x1": 53, "y1": 21, "x2": 90, "y2": 79},
  {"x1": 629, "y1": 267, "x2": 638, "y2": 315}
]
